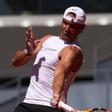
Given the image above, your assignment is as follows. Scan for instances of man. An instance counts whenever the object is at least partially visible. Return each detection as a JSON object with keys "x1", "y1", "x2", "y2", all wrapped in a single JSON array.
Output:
[{"x1": 12, "y1": 6, "x2": 86, "y2": 112}]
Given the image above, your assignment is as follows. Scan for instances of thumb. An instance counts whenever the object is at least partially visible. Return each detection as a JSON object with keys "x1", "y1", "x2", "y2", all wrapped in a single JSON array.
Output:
[{"x1": 51, "y1": 94, "x2": 60, "y2": 107}]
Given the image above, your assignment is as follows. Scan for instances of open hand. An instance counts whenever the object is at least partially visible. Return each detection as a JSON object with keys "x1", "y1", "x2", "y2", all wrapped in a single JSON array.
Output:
[{"x1": 25, "y1": 26, "x2": 36, "y2": 55}]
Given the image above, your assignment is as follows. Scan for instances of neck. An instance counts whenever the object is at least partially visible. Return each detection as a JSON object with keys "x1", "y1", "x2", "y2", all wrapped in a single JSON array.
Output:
[{"x1": 59, "y1": 33, "x2": 78, "y2": 43}]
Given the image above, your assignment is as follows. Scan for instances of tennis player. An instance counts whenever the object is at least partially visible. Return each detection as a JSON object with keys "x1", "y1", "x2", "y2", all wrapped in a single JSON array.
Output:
[{"x1": 12, "y1": 6, "x2": 86, "y2": 112}]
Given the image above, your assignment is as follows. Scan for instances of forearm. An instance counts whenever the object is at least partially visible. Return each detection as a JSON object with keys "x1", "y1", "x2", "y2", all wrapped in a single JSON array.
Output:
[
  {"x1": 53, "y1": 73, "x2": 65, "y2": 96},
  {"x1": 61, "y1": 72, "x2": 76, "y2": 95},
  {"x1": 51, "y1": 64, "x2": 67, "y2": 107},
  {"x1": 53, "y1": 63, "x2": 67, "y2": 97},
  {"x1": 12, "y1": 50, "x2": 32, "y2": 67}
]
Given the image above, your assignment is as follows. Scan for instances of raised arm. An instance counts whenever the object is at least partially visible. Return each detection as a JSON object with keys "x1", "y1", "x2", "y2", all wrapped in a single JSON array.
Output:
[
  {"x1": 11, "y1": 40, "x2": 41, "y2": 67},
  {"x1": 12, "y1": 26, "x2": 39, "y2": 67},
  {"x1": 12, "y1": 26, "x2": 50, "y2": 67},
  {"x1": 51, "y1": 46, "x2": 83, "y2": 106}
]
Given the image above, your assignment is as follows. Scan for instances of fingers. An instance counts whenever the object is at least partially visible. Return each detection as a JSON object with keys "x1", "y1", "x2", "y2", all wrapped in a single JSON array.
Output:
[
  {"x1": 25, "y1": 26, "x2": 35, "y2": 42},
  {"x1": 51, "y1": 94, "x2": 60, "y2": 108},
  {"x1": 27, "y1": 26, "x2": 33, "y2": 39},
  {"x1": 25, "y1": 26, "x2": 36, "y2": 48},
  {"x1": 60, "y1": 92, "x2": 67, "y2": 103},
  {"x1": 25, "y1": 41, "x2": 34, "y2": 55},
  {"x1": 24, "y1": 26, "x2": 36, "y2": 55},
  {"x1": 34, "y1": 39, "x2": 40, "y2": 47},
  {"x1": 28, "y1": 26, "x2": 33, "y2": 38}
]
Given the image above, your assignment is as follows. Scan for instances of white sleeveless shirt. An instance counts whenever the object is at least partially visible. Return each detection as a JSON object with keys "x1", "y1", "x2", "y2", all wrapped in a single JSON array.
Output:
[{"x1": 23, "y1": 36, "x2": 81, "y2": 107}]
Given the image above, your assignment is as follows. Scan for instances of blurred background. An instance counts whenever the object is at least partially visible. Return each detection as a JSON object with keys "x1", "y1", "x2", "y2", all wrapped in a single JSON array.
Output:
[{"x1": 0, "y1": 0, "x2": 112, "y2": 111}]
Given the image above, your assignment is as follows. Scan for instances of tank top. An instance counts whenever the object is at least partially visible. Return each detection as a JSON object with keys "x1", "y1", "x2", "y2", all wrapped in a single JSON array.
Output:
[{"x1": 23, "y1": 36, "x2": 81, "y2": 107}]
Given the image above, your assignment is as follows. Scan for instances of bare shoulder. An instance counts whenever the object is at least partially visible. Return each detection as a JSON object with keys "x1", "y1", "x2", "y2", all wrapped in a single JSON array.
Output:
[
  {"x1": 59, "y1": 45, "x2": 83, "y2": 72},
  {"x1": 35, "y1": 35, "x2": 52, "y2": 46},
  {"x1": 40, "y1": 35, "x2": 59, "y2": 44},
  {"x1": 60, "y1": 45, "x2": 82, "y2": 57},
  {"x1": 40, "y1": 35, "x2": 52, "y2": 43}
]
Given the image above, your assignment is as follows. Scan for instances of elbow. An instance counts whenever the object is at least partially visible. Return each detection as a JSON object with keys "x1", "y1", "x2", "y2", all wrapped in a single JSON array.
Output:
[{"x1": 11, "y1": 59, "x2": 22, "y2": 67}]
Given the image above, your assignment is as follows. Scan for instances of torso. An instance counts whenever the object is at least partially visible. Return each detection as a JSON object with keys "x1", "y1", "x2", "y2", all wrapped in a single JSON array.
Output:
[{"x1": 23, "y1": 36, "x2": 81, "y2": 107}]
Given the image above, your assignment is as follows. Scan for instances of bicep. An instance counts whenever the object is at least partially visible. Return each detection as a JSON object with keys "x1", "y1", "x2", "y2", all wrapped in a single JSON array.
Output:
[
  {"x1": 54, "y1": 47, "x2": 75, "y2": 78},
  {"x1": 59, "y1": 46, "x2": 83, "y2": 73}
]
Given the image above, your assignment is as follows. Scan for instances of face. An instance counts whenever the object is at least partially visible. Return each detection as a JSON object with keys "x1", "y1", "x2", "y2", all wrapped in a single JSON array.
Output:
[{"x1": 60, "y1": 13, "x2": 85, "y2": 42}]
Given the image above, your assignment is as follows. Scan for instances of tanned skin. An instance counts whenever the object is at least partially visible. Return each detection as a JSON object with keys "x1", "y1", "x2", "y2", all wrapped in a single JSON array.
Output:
[
  {"x1": 12, "y1": 13, "x2": 85, "y2": 109},
  {"x1": 51, "y1": 13, "x2": 85, "y2": 107}
]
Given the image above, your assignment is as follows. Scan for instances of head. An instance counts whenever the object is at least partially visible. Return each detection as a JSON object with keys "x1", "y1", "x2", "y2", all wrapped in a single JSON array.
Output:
[{"x1": 60, "y1": 6, "x2": 86, "y2": 42}]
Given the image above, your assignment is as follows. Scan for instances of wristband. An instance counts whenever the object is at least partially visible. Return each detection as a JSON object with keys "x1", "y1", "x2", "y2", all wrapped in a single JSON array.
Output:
[
  {"x1": 24, "y1": 48, "x2": 28, "y2": 54},
  {"x1": 24, "y1": 48, "x2": 32, "y2": 56}
]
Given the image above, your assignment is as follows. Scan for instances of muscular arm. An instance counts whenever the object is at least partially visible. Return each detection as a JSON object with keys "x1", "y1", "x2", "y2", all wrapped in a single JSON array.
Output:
[
  {"x1": 52, "y1": 46, "x2": 83, "y2": 105},
  {"x1": 12, "y1": 35, "x2": 50, "y2": 67},
  {"x1": 12, "y1": 50, "x2": 31, "y2": 67},
  {"x1": 61, "y1": 48, "x2": 83, "y2": 99},
  {"x1": 12, "y1": 41, "x2": 41, "y2": 67},
  {"x1": 60, "y1": 72, "x2": 76, "y2": 102}
]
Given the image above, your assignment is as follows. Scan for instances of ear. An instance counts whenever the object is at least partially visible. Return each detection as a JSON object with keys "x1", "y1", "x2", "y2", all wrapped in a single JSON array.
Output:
[
  {"x1": 81, "y1": 24, "x2": 85, "y2": 30},
  {"x1": 79, "y1": 24, "x2": 86, "y2": 34}
]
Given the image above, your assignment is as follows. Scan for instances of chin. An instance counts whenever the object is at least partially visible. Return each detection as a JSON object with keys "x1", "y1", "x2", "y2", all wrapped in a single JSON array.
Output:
[
  {"x1": 60, "y1": 33, "x2": 71, "y2": 41},
  {"x1": 64, "y1": 35, "x2": 73, "y2": 42},
  {"x1": 62, "y1": 37, "x2": 69, "y2": 42}
]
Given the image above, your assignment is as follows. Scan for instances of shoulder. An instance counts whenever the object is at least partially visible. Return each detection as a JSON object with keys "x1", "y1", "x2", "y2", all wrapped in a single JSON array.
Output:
[
  {"x1": 40, "y1": 35, "x2": 52, "y2": 42},
  {"x1": 58, "y1": 45, "x2": 83, "y2": 73},
  {"x1": 59, "y1": 45, "x2": 83, "y2": 65},
  {"x1": 62, "y1": 46, "x2": 83, "y2": 72},
  {"x1": 40, "y1": 35, "x2": 59, "y2": 43},
  {"x1": 59, "y1": 45, "x2": 83, "y2": 62},
  {"x1": 35, "y1": 35, "x2": 52, "y2": 46},
  {"x1": 61, "y1": 45, "x2": 82, "y2": 57}
]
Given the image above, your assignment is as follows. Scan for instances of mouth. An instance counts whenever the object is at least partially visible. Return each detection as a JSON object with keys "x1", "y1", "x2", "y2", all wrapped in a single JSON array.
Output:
[{"x1": 64, "y1": 31, "x2": 69, "y2": 38}]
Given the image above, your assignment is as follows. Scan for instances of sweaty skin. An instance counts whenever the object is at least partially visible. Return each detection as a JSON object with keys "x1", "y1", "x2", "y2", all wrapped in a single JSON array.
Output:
[{"x1": 12, "y1": 12, "x2": 85, "y2": 111}]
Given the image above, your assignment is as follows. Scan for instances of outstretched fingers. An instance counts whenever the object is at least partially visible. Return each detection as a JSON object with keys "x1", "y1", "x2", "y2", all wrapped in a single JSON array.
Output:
[{"x1": 24, "y1": 26, "x2": 36, "y2": 55}]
